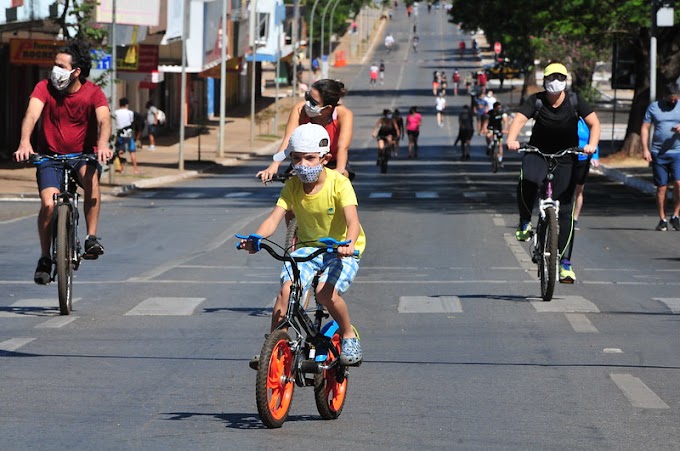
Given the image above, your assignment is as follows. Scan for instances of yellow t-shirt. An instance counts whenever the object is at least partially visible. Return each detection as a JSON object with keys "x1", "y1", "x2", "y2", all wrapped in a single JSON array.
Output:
[{"x1": 276, "y1": 168, "x2": 366, "y2": 255}]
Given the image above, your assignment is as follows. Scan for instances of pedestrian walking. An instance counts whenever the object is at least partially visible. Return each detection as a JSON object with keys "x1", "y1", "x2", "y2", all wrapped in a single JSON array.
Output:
[{"x1": 641, "y1": 82, "x2": 680, "y2": 231}]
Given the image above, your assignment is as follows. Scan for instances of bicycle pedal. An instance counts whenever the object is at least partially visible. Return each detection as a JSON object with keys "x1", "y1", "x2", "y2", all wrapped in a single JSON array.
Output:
[{"x1": 81, "y1": 253, "x2": 99, "y2": 260}]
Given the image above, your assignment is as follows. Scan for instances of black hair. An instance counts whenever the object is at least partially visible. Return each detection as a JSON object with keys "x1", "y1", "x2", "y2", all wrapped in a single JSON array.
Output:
[
  {"x1": 393, "y1": 109, "x2": 400, "y2": 116},
  {"x1": 664, "y1": 82, "x2": 680, "y2": 97},
  {"x1": 382, "y1": 108, "x2": 391, "y2": 116},
  {"x1": 57, "y1": 39, "x2": 92, "y2": 82},
  {"x1": 409, "y1": 106, "x2": 418, "y2": 114},
  {"x1": 119, "y1": 97, "x2": 129, "y2": 107},
  {"x1": 493, "y1": 102, "x2": 502, "y2": 109},
  {"x1": 311, "y1": 79, "x2": 347, "y2": 107}
]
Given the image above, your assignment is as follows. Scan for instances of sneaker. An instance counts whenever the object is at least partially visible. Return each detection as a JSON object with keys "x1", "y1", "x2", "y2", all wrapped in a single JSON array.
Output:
[
  {"x1": 147, "y1": 145, "x2": 156, "y2": 151},
  {"x1": 34, "y1": 257, "x2": 52, "y2": 285},
  {"x1": 515, "y1": 221, "x2": 532, "y2": 241},
  {"x1": 559, "y1": 259, "x2": 576, "y2": 284},
  {"x1": 656, "y1": 219, "x2": 668, "y2": 231},
  {"x1": 573, "y1": 219, "x2": 580, "y2": 231},
  {"x1": 670, "y1": 216, "x2": 680, "y2": 231},
  {"x1": 249, "y1": 355, "x2": 260, "y2": 371},
  {"x1": 83, "y1": 235, "x2": 104, "y2": 260},
  {"x1": 340, "y1": 337, "x2": 363, "y2": 366}
]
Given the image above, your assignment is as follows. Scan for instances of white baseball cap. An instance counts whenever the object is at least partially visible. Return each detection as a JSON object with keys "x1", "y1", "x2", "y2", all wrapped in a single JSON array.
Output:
[{"x1": 273, "y1": 123, "x2": 330, "y2": 162}]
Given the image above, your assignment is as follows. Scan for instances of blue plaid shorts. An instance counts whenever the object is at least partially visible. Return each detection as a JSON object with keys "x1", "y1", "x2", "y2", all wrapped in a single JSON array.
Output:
[{"x1": 280, "y1": 247, "x2": 360, "y2": 294}]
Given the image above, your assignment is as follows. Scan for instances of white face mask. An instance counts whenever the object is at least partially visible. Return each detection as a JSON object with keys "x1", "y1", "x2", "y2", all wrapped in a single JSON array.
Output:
[
  {"x1": 545, "y1": 79, "x2": 567, "y2": 93},
  {"x1": 51, "y1": 66, "x2": 76, "y2": 91},
  {"x1": 304, "y1": 101, "x2": 326, "y2": 118}
]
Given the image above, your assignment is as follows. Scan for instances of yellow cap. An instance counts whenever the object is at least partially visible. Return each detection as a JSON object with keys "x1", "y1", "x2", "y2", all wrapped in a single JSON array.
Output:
[{"x1": 544, "y1": 63, "x2": 568, "y2": 77}]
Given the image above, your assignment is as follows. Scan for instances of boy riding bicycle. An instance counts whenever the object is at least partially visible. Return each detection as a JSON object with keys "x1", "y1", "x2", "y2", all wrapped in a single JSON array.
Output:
[{"x1": 241, "y1": 123, "x2": 365, "y2": 366}]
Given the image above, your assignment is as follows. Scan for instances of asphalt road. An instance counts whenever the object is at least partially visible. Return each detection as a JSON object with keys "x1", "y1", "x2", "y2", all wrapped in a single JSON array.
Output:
[{"x1": 1, "y1": 6, "x2": 679, "y2": 449}]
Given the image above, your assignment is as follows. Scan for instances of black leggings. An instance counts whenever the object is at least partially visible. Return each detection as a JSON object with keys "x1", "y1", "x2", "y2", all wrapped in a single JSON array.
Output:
[{"x1": 517, "y1": 153, "x2": 577, "y2": 261}]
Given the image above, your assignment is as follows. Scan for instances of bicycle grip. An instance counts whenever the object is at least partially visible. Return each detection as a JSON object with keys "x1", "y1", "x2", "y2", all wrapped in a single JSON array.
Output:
[{"x1": 235, "y1": 233, "x2": 262, "y2": 252}]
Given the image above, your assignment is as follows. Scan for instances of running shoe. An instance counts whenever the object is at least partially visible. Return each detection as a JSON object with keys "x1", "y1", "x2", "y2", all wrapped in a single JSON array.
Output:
[
  {"x1": 670, "y1": 216, "x2": 680, "y2": 231},
  {"x1": 34, "y1": 257, "x2": 52, "y2": 285},
  {"x1": 249, "y1": 355, "x2": 260, "y2": 370},
  {"x1": 515, "y1": 221, "x2": 532, "y2": 241},
  {"x1": 656, "y1": 219, "x2": 668, "y2": 231},
  {"x1": 340, "y1": 337, "x2": 363, "y2": 366},
  {"x1": 559, "y1": 259, "x2": 576, "y2": 284},
  {"x1": 83, "y1": 235, "x2": 105, "y2": 260}
]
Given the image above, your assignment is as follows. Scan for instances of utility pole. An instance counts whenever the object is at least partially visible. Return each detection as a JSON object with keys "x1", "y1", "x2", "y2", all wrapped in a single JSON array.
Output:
[{"x1": 218, "y1": 0, "x2": 227, "y2": 158}]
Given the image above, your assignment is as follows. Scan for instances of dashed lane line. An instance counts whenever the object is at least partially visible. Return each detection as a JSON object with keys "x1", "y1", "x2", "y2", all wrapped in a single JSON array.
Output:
[
  {"x1": 530, "y1": 296, "x2": 600, "y2": 313},
  {"x1": 0, "y1": 298, "x2": 81, "y2": 318},
  {"x1": 564, "y1": 313, "x2": 599, "y2": 333},
  {"x1": 0, "y1": 337, "x2": 36, "y2": 353},
  {"x1": 124, "y1": 297, "x2": 206, "y2": 316},
  {"x1": 609, "y1": 373, "x2": 670, "y2": 409},
  {"x1": 398, "y1": 296, "x2": 462, "y2": 313},
  {"x1": 35, "y1": 316, "x2": 79, "y2": 328},
  {"x1": 653, "y1": 298, "x2": 680, "y2": 313}
]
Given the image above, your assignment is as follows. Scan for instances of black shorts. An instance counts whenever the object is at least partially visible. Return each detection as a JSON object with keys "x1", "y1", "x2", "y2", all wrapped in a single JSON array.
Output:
[
  {"x1": 459, "y1": 129, "x2": 474, "y2": 141},
  {"x1": 407, "y1": 130, "x2": 420, "y2": 139},
  {"x1": 572, "y1": 157, "x2": 592, "y2": 185}
]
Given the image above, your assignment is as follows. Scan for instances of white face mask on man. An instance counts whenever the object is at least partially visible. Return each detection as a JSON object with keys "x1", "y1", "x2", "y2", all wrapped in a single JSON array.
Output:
[
  {"x1": 50, "y1": 66, "x2": 76, "y2": 91},
  {"x1": 545, "y1": 79, "x2": 567, "y2": 93}
]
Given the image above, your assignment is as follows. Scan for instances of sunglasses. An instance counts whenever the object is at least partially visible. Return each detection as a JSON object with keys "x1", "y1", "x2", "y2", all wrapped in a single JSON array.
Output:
[
  {"x1": 304, "y1": 91, "x2": 320, "y2": 107},
  {"x1": 545, "y1": 74, "x2": 567, "y2": 82}
]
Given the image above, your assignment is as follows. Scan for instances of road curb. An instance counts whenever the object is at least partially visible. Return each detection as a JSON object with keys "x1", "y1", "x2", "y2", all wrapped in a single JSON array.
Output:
[{"x1": 598, "y1": 164, "x2": 656, "y2": 195}]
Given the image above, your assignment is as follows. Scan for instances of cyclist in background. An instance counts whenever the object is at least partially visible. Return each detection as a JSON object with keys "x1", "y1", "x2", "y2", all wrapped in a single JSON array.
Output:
[
  {"x1": 14, "y1": 39, "x2": 112, "y2": 285},
  {"x1": 371, "y1": 109, "x2": 400, "y2": 163},
  {"x1": 384, "y1": 33, "x2": 395, "y2": 52},
  {"x1": 412, "y1": 34, "x2": 419, "y2": 53},
  {"x1": 406, "y1": 106, "x2": 422, "y2": 158},
  {"x1": 506, "y1": 61, "x2": 600, "y2": 284},
  {"x1": 483, "y1": 101, "x2": 508, "y2": 166}
]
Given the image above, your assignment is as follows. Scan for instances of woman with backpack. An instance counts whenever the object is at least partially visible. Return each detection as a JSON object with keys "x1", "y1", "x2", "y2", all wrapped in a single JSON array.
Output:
[
  {"x1": 506, "y1": 61, "x2": 601, "y2": 284},
  {"x1": 145, "y1": 100, "x2": 159, "y2": 150}
]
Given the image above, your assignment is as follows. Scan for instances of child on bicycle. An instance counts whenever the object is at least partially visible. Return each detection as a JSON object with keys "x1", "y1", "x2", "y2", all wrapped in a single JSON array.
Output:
[{"x1": 241, "y1": 123, "x2": 365, "y2": 366}]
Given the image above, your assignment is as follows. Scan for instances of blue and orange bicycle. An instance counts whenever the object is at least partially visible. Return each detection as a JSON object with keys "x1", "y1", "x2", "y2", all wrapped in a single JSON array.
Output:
[{"x1": 236, "y1": 234, "x2": 360, "y2": 428}]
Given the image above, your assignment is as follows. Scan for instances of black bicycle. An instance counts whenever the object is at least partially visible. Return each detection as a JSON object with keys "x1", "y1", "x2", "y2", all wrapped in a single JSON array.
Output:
[
  {"x1": 236, "y1": 235, "x2": 360, "y2": 428},
  {"x1": 518, "y1": 145, "x2": 584, "y2": 301},
  {"x1": 487, "y1": 129, "x2": 503, "y2": 173},
  {"x1": 31, "y1": 153, "x2": 98, "y2": 315}
]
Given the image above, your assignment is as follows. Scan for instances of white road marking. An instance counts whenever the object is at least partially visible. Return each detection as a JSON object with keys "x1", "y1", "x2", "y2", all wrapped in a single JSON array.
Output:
[
  {"x1": 609, "y1": 373, "x2": 670, "y2": 409},
  {"x1": 175, "y1": 192, "x2": 202, "y2": 199},
  {"x1": 531, "y1": 296, "x2": 600, "y2": 313},
  {"x1": 124, "y1": 297, "x2": 206, "y2": 316},
  {"x1": 603, "y1": 348, "x2": 623, "y2": 354},
  {"x1": 492, "y1": 214, "x2": 505, "y2": 226},
  {"x1": 0, "y1": 213, "x2": 38, "y2": 225},
  {"x1": 462, "y1": 191, "x2": 487, "y2": 199},
  {"x1": 398, "y1": 296, "x2": 462, "y2": 313},
  {"x1": 369, "y1": 192, "x2": 393, "y2": 199},
  {"x1": 504, "y1": 233, "x2": 535, "y2": 274},
  {"x1": 415, "y1": 191, "x2": 439, "y2": 199},
  {"x1": 653, "y1": 298, "x2": 680, "y2": 313},
  {"x1": 0, "y1": 337, "x2": 36, "y2": 352},
  {"x1": 0, "y1": 298, "x2": 81, "y2": 317},
  {"x1": 35, "y1": 316, "x2": 79, "y2": 328},
  {"x1": 564, "y1": 313, "x2": 599, "y2": 333},
  {"x1": 224, "y1": 192, "x2": 253, "y2": 198}
]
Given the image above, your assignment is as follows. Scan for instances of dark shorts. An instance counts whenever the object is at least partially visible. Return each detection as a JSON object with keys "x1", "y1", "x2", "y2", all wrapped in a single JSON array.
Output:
[
  {"x1": 147, "y1": 123, "x2": 158, "y2": 136},
  {"x1": 116, "y1": 136, "x2": 137, "y2": 152},
  {"x1": 651, "y1": 152, "x2": 680, "y2": 186},
  {"x1": 459, "y1": 129, "x2": 474, "y2": 141},
  {"x1": 407, "y1": 130, "x2": 420, "y2": 139},
  {"x1": 36, "y1": 155, "x2": 101, "y2": 192},
  {"x1": 572, "y1": 157, "x2": 592, "y2": 185}
]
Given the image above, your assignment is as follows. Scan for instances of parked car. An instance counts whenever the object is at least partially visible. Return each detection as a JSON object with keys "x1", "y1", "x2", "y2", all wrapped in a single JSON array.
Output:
[{"x1": 484, "y1": 59, "x2": 522, "y2": 80}]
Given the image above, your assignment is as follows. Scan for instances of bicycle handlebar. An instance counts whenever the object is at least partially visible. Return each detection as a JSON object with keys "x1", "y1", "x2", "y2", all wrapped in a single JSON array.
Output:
[
  {"x1": 235, "y1": 234, "x2": 360, "y2": 259},
  {"x1": 29, "y1": 153, "x2": 99, "y2": 165},
  {"x1": 518, "y1": 144, "x2": 586, "y2": 158}
]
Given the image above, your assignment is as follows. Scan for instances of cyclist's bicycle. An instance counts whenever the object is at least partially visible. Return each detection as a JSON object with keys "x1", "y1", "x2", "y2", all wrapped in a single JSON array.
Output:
[
  {"x1": 235, "y1": 235, "x2": 361, "y2": 428},
  {"x1": 376, "y1": 138, "x2": 395, "y2": 174},
  {"x1": 487, "y1": 129, "x2": 503, "y2": 173},
  {"x1": 30, "y1": 153, "x2": 98, "y2": 315},
  {"x1": 518, "y1": 145, "x2": 585, "y2": 301}
]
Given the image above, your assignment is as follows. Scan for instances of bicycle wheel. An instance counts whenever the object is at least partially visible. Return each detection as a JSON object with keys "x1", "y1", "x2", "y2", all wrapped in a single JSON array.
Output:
[
  {"x1": 314, "y1": 333, "x2": 348, "y2": 420},
  {"x1": 284, "y1": 217, "x2": 298, "y2": 251},
  {"x1": 539, "y1": 208, "x2": 558, "y2": 301},
  {"x1": 491, "y1": 143, "x2": 499, "y2": 173},
  {"x1": 256, "y1": 330, "x2": 295, "y2": 428},
  {"x1": 55, "y1": 204, "x2": 74, "y2": 315},
  {"x1": 380, "y1": 148, "x2": 389, "y2": 174}
]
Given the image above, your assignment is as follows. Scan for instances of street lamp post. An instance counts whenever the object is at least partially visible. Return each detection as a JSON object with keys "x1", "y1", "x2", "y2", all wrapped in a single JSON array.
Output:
[
  {"x1": 320, "y1": 0, "x2": 335, "y2": 70},
  {"x1": 249, "y1": 0, "x2": 257, "y2": 147},
  {"x1": 328, "y1": 0, "x2": 341, "y2": 59},
  {"x1": 307, "y1": 0, "x2": 323, "y2": 82},
  {"x1": 218, "y1": 0, "x2": 227, "y2": 158}
]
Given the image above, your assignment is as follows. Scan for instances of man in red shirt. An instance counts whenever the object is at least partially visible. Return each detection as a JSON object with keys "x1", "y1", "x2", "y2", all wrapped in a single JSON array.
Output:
[{"x1": 14, "y1": 39, "x2": 112, "y2": 285}]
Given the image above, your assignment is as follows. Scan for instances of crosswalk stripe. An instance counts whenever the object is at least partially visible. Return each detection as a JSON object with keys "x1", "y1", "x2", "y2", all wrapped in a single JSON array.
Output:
[
  {"x1": 124, "y1": 297, "x2": 206, "y2": 316},
  {"x1": 0, "y1": 337, "x2": 36, "y2": 353},
  {"x1": 369, "y1": 192, "x2": 393, "y2": 199},
  {"x1": 175, "y1": 193, "x2": 202, "y2": 199},
  {"x1": 610, "y1": 373, "x2": 669, "y2": 409},
  {"x1": 653, "y1": 298, "x2": 680, "y2": 313},
  {"x1": 415, "y1": 191, "x2": 439, "y2": 199},
  {"x1": 531, "y1": 295, "x2": 600, "y2": 313},
  {"x1": 463, "y1": 192, "x2": 487, "y2": 198},
  {"x1": 224, "y1": 192, "x2": 253, "y2": 198},
  {"x1": 35, "y1": 316, "x2": 78, "y2": 329},
  {"x1": 0, "y1": 298, "x2": 81, "y2": 318},
  {"x1": 398, "y1": 296, "x2": 462, "y2": 313},
  {"x1": 564, "y1": 313, "x2": 599, "y2": 333}
]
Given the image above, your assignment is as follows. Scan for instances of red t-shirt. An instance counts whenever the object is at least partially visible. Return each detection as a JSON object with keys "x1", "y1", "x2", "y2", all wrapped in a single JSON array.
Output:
[
  {"x1": 300, "y1": 108, "x2": 341, "y2": 160},
  {"x1": 30, "y1": 79, "x2": 109, "y2": 154}
]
